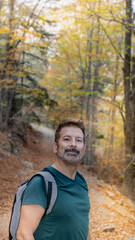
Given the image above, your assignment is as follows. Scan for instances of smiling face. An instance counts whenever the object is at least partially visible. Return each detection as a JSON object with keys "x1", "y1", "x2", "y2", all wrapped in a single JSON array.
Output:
[{"x1": 53, "y1": 126, "x2": 85, "y2": 163}]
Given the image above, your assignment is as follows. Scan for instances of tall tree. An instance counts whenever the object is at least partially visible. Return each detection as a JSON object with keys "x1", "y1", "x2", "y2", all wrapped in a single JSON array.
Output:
[{"x1": 122, "y1": 0, "x2": 135, "y2": 201}]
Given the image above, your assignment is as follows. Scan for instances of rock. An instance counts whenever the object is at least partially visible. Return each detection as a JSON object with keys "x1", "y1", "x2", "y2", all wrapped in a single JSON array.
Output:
[
  {"x1": 0, "y1": 149, "x2": 11, "y2": 157},
  {"x1": 126, "y1": 235, "x2": 135, "y2": 240},
  {"x1": 21, "y1": 161, "x2": 34, "y2": 168},
  {"x1": 105, "y1": 190, "x2": 115, "y2": 198},
  {"x1": 103, "y1": 226, "x2": 115, "y2": 232}
]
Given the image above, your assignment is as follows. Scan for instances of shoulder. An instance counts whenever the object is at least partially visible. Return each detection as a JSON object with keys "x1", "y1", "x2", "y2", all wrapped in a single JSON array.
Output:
[
  {"x1": 27, "y1": 175, "x2": 45, "y2": 190},
  {"x1": 77, "y1": 170, "x2": 86, "y2": 182},
  {"x1": 22, "y1": 175, "x2": 47, "y2": 209},
  {"x1": 76, "y1": 171, "x2": 88, "y2": 189}
]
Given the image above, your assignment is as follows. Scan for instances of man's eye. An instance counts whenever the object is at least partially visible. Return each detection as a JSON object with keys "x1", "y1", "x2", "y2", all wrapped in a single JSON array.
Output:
[
  {"x1": 64, "y1": 138, "x2": 70, "y2": 141},
  {"x1": 77, "y1": 139, "x2": 82, "y2": 142}
]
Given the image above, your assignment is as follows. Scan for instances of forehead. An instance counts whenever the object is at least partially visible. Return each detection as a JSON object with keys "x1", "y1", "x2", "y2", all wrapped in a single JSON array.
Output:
[{"x1": 59, "y1": 126, "x2": 84, "y2": 138}]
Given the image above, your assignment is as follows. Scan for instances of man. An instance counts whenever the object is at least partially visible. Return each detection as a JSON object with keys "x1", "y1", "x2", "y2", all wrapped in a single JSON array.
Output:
[{"x1": 17, "y1": 118, "x2": 91, "y2": 240}]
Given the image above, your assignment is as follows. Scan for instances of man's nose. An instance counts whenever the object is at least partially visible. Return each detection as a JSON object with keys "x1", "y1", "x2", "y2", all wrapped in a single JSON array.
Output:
[{"x1": 70, "y1": 139, "x2": 76, "y2": 146}]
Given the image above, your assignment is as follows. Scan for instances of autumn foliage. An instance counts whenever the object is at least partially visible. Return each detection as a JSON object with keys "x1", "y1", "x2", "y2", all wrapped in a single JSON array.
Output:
[{"x1": 0, "y1": 0, "x2": 135, "y2": 201}]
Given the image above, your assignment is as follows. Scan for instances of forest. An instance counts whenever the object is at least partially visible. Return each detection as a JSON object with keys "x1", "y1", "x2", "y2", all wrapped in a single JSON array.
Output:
[{"x1": 0, "y1": 0, "x2": 135, "y2": 202}]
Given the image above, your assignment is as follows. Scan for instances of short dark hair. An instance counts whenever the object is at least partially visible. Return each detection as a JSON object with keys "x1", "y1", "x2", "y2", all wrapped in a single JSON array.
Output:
[{"x1": 55, "y1": 118, "x2": 85, "y2": 144}]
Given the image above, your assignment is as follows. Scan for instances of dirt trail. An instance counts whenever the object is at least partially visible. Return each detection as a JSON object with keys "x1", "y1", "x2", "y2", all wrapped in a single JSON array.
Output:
[{"x1": 0, "y1": 125, "x2": 135, "y2": 240}]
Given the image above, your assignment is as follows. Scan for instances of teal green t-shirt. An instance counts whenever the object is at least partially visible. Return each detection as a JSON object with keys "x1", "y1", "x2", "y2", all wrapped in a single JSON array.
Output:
[{"x1": 22, "y1": 166, "x2": 90, "y2": 240}]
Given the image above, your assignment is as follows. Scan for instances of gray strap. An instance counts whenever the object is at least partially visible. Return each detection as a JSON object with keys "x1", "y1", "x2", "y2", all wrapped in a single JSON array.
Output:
[
  {"x1": 10, "y1": 184, "x2": 28, "y2": 238},
  {"x1": 38, "y1": 171, "x2": 57, "y2": 214}
]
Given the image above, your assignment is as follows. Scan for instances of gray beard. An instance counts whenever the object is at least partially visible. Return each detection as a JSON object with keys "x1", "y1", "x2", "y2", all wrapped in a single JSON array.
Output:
[{"x1": 57, "y1": 150, "x2": 84, "y2": 163}]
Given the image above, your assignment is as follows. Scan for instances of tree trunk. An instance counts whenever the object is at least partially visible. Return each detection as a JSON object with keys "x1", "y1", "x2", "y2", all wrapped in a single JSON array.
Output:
[
  {"x1": 84, "y1": 1, "x2": 101, "y2": 166},
  {"x1": 108, "y1": 52, "x2": 119, "y2": 158},
  {"x1": 0, "y1": 0, "x2": 16, "y2": 128},
  {"x1": 122, "y1": 0, "x2": 135, "y2": 201},
  {"x1": 89, "y1": 1, "x2": 101, "y2": 164},
  {"x1": 84, "y1": 21, "x2": 94, "y2": 165},
  {"x1": 0, "y1": 89, "x2": 3, "y2": 127}
]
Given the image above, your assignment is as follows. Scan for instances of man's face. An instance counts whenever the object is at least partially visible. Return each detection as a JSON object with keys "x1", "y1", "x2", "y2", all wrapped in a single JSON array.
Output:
[{"x1": 53, "y1": 126, "x2": 85, "y2": 163}]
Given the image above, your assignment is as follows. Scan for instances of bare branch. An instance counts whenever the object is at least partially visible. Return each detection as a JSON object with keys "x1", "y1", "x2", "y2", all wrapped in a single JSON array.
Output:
[
  {"x1": 98, "y1": 19, "x2": 124, "y2": 60},
  {"x1": 121, "y1": 156, "x2": 135, "y2": 176},
  {"x1": 99, "y1": 96, "x2": 125, "y2": 123}
]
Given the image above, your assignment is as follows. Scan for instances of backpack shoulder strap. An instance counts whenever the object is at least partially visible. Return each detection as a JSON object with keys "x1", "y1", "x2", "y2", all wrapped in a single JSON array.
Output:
[
  {"x1": 9, "y1": 180, "x2": 29, "y2": 240},
  {"x1": 36, "y1": 171, "x2": 57, "y2": 215}
]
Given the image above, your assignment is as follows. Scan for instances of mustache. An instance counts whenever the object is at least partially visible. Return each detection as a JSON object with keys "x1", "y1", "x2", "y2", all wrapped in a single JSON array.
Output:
[{"x1": 65, "y1": 148, "x2": 80, "y2": 154}]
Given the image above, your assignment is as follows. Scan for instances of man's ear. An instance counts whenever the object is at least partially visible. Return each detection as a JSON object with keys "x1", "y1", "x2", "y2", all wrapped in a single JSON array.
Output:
[{"x1": 52, "y1": 142, "x2": 57, "y2": 153}]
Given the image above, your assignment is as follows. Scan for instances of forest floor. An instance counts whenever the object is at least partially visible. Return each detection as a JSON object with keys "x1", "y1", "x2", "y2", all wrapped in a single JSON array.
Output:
[{"x1": 0, "y1": 125, "x2": 135, "y2": 240}]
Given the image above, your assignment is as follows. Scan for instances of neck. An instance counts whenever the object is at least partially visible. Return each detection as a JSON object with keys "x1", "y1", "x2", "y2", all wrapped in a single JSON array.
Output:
[{"x1": 52, "y1": 158, "x2": 79, "y2": 180}]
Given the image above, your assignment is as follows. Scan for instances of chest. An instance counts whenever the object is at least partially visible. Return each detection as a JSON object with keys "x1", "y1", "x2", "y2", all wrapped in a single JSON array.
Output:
[{"x1": 49, "y1": 182, "x2": 90, "y2": 219}]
